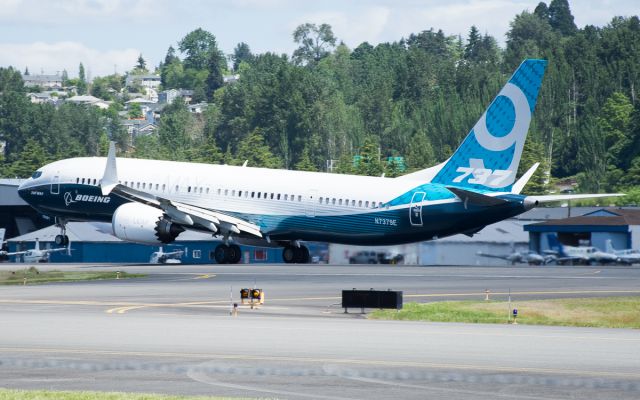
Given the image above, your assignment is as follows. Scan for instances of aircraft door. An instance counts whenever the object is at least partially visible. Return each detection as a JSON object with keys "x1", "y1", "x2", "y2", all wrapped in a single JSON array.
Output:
[
  {"x1": 409, "y1": 191, "x2": 425, "y2": 226},
  {"x1": 51, "y1": 175, "x2": 60, "y2": 195},
  {"x1": 305, "y1": 189, "x2": 318, "y2": 218}
]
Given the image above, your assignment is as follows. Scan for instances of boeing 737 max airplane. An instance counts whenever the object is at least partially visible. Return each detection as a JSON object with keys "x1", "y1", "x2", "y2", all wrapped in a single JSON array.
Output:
[{"x1": 17, "y1": 60, "x2": 621, "y2": 263}]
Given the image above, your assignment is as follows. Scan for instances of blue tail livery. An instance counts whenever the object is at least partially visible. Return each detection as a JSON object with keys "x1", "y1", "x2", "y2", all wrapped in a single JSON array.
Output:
[{"x1": 431, "y1": 59, "x2": 547, "y2": 192}]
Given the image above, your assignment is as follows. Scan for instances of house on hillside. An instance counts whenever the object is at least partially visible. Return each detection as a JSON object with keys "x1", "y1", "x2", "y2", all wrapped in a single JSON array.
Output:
[
  {"x1": 158, "y1": 89, "x2": 193, "y2": 104},
  {"x1": 22, "y1": 74, "x2": 63, "y2": 90},
  {"x1": 67, "y1": 95, "x2": 110, "y2": 109},
  {"x1": 125, "y1": 74, "x2": 161, "y2": 90}
]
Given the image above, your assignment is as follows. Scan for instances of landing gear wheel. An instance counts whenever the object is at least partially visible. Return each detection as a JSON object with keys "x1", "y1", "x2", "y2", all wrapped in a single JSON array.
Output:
[
  {"x1": 214, "y1": 244, "x2": 243, "y2": 264},
  {"x1": 214, "y1": 245, "x2": 228, "y2": 264},
  {"x1": 298, "y1": 245, "x2": 310, "y2": 263},
  {"x1": 283, "y1": 245, "x2": 310, "y2": 264},
  {"x1": 228, "y1": 244, "x2": 242, "y2": 264},
  {"x1": 283, "y1": 246, "x2": 296, "y2": 263},
  {"x1": 55, "y1": 218, "x2": 69, "y2": 246},
  {"x1": 55, "y1": 234, "x2": 69, "y2": 246}
]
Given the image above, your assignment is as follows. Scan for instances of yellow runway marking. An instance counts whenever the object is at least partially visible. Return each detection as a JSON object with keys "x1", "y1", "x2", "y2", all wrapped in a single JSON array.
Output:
[
  {"x1": 192, "y1": 274, "x2": 214, "y2": 279},
  {"x1": 0, "y1": 346, "x2": 638, "y2": 380}
]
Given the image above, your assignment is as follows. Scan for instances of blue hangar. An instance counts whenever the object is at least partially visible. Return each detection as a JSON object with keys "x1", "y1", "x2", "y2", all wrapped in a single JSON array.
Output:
[{"x1": 525, "y1": 208, "x2": 640, "y2": 253}]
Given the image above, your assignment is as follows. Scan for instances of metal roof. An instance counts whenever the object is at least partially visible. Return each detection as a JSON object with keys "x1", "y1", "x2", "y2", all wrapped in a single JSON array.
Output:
[
  {"x1": 524, "y1": 207, "x2": 640, "y2": 232},
  {"x1": 0, "y1": 179, "x2": 27, "y2": 206}
]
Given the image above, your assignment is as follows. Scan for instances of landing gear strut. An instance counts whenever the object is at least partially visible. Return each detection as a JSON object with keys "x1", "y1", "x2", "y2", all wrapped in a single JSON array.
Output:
[
  {"x1": 213, "y1": 244, "x2": 242, "y2": 264},
  {"x1": 283, "y1": 245, "x2": 310, "y2": 264},
  {"x1": 54, "y1": 218, "x2": 69, "y2": 246}
]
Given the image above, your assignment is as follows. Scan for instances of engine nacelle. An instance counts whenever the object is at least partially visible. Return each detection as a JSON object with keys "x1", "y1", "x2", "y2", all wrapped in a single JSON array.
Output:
[{"x1": 112, "y1": 203, "x2": 184, "y2": 245}]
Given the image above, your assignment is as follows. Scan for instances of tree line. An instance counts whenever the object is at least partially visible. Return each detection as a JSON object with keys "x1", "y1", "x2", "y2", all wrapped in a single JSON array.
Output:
[{"x1": 1, "y1": 0, "x2": 639, "y2": 202}]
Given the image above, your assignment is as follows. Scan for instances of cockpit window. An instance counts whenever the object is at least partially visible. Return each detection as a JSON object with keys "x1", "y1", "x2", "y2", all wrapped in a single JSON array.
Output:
[{"x1": 31, "y1": 171, "x2": 43, "y2": 179}]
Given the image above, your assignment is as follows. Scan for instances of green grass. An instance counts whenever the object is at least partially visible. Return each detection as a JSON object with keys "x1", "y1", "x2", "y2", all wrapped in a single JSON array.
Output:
[
  {"x1": 370, "y1": 297, "x2": 640, "y2": 328},
  {"x1": 0, "y1": 267, "x2": 145, "y2": 285},
  {"x1": 0, "y1": 389, "x2": 254, "y2": 400}
]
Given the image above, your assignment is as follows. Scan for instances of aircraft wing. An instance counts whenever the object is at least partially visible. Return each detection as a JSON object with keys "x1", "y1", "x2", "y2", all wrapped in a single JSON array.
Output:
[
  {"x1": 476, "y1": 251, "x2": 509, "y2": 260},
  {"x1": 100, "y1": 143, "x2": 262, "y2": 239},
  {"x1": 0, "y1": 250, "x2": 28, "y2": 257}
]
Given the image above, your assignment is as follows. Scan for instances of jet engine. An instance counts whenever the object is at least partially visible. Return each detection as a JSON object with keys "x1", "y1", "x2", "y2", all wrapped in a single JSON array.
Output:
[{"x1": 112, "y1": 203, "x2": 184, "y2": 245}]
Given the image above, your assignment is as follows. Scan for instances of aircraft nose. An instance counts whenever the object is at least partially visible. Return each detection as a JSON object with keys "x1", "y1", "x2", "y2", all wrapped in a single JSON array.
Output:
[{"x1": 17, "y1": 180, "x2": 29, "y2": 202}]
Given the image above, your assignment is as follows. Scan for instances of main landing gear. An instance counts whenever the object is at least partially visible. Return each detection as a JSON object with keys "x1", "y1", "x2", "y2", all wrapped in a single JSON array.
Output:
[
  {"x1": 282, "y1": 244, "x2": 310, "y2": 264},
  {"x1": 214, "y1": 244, "x2": 242, "y2": 264},
  {"x1": 54, "y1": 218, "x2": 69, "y2": 246}
]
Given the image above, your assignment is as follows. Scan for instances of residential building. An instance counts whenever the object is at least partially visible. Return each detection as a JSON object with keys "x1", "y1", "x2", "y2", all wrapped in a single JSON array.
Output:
[
  {"x1": 22, "y1": 74, "x2": 63, "y2": 90},
  {"x1": 125, "y1": 74, "x2": 161, "y2": 90},
  {"x1": 158, "y1": 89, "x2": 194, "y2": 104}
]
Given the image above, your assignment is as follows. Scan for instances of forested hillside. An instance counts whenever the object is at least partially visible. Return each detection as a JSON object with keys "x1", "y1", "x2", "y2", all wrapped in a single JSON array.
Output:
[{"x1": 1, "y1": 0, "x2": 639, "y2": 201}]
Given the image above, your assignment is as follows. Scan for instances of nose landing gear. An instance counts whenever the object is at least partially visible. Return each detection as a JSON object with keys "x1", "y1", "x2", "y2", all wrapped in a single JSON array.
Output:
[{"x1": 54, "y1": 218, "x2": 69, "y2": 246}]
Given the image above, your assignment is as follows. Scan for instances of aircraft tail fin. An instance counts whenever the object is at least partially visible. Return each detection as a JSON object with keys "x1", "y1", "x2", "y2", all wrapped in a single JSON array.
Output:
[
  {"x1": 546, "y1": 234, "x2": 565, "y2": 257},
  {"x1": 605, "y1": 239, "x2": 615, "y2": 254},
  {"x1": 431, "y1": 59, "x2": 547, "y2": 192}
]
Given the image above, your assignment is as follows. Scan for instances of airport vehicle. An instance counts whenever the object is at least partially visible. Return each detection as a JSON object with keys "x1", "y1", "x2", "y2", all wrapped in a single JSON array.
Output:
[
  {"x1": 149, "y1": 247, "x2": 184, "y2": 264},
  {"x1": 477, "y1": 249, "x2": 549, "y2": 265},
  {"x1": 348, "y1": 250, "x2": 404, "y2": 264},
  {"x1": 0, "y1": 238, "x2": 69, "y2": 263},
  {"x1": 545, "y1": 234, "x2": 618, "y2": 265},
  {"x1": 17, "y1": 60, "x2": 621, "y2": 264},
  {"x1": 605, "y1": 239, "x2": 640, "y2": 265}
]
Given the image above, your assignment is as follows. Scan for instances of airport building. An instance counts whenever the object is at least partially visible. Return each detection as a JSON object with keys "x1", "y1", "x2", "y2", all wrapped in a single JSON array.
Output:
[
  {"x1": 0, "y1": 179, "x2": 49, "y2": 240},
  {"x1": 525, "y1": 208, "x2": 640, "y2": 254}
]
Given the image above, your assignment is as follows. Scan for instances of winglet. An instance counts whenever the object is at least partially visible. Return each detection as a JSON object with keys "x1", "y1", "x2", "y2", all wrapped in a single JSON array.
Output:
[
  {"x1": 512, "y1": 162, "x2": 539, "y2": 194},
  {"x1": 101, "y1": 141, "x2": 118, "y2": 195}
]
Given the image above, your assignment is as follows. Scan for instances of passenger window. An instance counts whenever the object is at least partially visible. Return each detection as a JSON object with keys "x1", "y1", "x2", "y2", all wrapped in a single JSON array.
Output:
[
  {"x1": 338, "y1": 199, "x2": 342, "y2": 205},
  {"x1": 205, "y1": 187, "x2": 209, "y2": 194},
  {"x1": 284, "y1": 194, "x2": 288, "y2": 201},
  {"x1": 162, "y1": 184, "x2": 166, "y2": 191},
  {"x1": 365, "y1": 201, "x2": 369, "y2": 208},
  {"x1": 238, "y1": 190, "x2": 242, "y2": 197},
  {"x1": 225, "y1": 189, "x2": 228, "y2": 196},
  {"x1": 319, "y1": 197, "x2": 323, "y2": 204},
  {"x1": 277, "y1": 194, "x2": 281, "y2": 200},
  {"x1": 175, "y1": 185, "x2": 179, "y2": 192},
  {"x1": 251, "y1": 192, "x2": 255, "y2": 198},
  {"x1": 217, "y1": 189, "x2": 221, "y2": 195},
  {"x1": 270, "y1": 193, "x2": 274, "y2": 199},
  {"x1": 81, "y1": 178, "x2": 85, "y2": 184},
  {"x1": 298, "y1": 195, "x2": 302, "y2": 202},
  {"x1": 257, "y1": 192, "x2": 261, "y2": 199},
  {"x1": 332, "y1": 198, "x2": 336, "y2": 205},
  {"x1": 187, "y1": 186, "x2": 191, "y2": 192},
  {"x1": 76, "y1": 178, "x2": 79, "y2": 183}
]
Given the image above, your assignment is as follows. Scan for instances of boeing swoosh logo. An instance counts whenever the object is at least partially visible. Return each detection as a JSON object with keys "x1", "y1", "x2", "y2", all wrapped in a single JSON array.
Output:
[{"x1": 64, "y1": 192, "x2": 77, "y2": 207}]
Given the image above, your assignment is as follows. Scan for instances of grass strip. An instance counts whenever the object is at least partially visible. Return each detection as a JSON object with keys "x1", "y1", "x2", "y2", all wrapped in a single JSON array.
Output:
[
  {"x1": 369, "y1": 297, "x2": 640, "y2": 328},
  {"x1": 0, "y1": 389, "x2": 254, "y2": 400},
  {"x1": 0, "y1": 267, "x2": 145, "y2": 285}
]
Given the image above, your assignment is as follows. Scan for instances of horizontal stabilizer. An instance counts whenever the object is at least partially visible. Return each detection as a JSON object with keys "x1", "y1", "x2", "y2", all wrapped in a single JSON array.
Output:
[
  {"x1": 446, "y1": 187, "x2": 508, "y2": 207},
  {"x1": 526, "y1": 193, "x2": 624, "y2": 204}
]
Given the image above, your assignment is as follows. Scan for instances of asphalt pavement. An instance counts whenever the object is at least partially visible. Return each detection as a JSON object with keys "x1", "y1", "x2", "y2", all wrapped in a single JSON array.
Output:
[{"x1": 1, "y1": 262, "x2": 639, "y2": 399}]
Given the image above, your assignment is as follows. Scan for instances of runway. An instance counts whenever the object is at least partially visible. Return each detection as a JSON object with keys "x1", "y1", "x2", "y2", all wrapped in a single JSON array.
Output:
[{"x1": 1, "y1": 263, "x2": 639, "y2": 399}]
